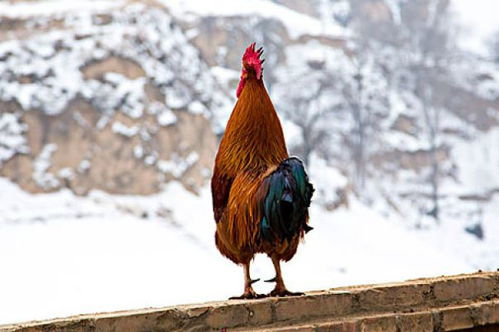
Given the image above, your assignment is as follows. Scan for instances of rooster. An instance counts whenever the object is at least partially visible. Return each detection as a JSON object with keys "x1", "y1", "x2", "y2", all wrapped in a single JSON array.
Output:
[{"x1": 211, "y1": 43, "x2": 314, "y2": 298}]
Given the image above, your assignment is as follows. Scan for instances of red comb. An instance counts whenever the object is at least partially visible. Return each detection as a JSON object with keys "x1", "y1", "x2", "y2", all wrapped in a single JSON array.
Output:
[
  {"x1": 236, "y1": 43, "x2": 265, "y2": 97},
  {"x1": 242, "y1": 42, "x2": 264, "y2": 80}
]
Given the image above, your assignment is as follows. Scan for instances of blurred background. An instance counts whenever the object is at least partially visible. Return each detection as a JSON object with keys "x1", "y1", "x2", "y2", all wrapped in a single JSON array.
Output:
[{"x1": 0, "y1": 0, "x2": 498, "y2": 325}]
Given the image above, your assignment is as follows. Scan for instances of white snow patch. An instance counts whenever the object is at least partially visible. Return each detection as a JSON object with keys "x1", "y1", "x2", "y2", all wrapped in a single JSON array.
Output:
[
  {"x1": 161, "y1": 0, "x2": 347, "y2": 40},
  {"x1": 111, "y1": 122, "x2": 140, "y2": 138},
  {"x1": 157, "y1": 110, "x2": 177, "y2": 126},
  {"x1": 157, "y1": 152, "x2": 199, "y2": 178},
  {"x1": 452, "y1": 0, "x2": 499, "y2": 55},
  {"x1": 384, "y1": 0, "x2": 401, "y2": 24},
  {"x1": 77, "y1": 159, "x2": 91, "y2": 173},
  {"x1": 0, "y1": 0, "x2": 124, "y2": 18},
  {"x1": 0, "y1": 113, "x2": 28, "y2": 165},
  {"x1": 210, "y1": 66, "x2": 239, "y2": 87},
  {"x1": 32, "y1": 144, "x2": 59, "y2": 189},
  {"x1": 133, "y1": 145, "x2": 144, "y2": 159},
  {"x1": 148, "y1": 102, "x2": 177, "y2": 126},
  {"x1": 188, "y1": 101, "x2": 206, "y2": 115},
  {"x1": 309, "y1": 156, "x2": 348, "y2": 207},
  {"x1": 451, "y1": 128, "x2": 499, "y2": 195},
  {"x1": 57, "y1": 167, "x2": 74, "y2": 180}
]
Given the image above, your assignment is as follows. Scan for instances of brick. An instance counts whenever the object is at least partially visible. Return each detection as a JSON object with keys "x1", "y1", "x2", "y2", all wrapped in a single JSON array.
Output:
[
  {"x1": 360, "y1": 316, "x2": 397, "y2": 332},
  {"x1": 472, "y1": 300, "x2": 499, "y2": 326},
  {"x1": 315, "y1": 320, "x2": 359, "y2": 332},
  {"x1": 274, "y1": 293, "x2": 354, "y2": 322},
  {"x1": 358, "y1": 284, "x2": 430, "y2": 311},
  {"x1": 440, "y1": 306, "x2": 474, "y2": 331},
  {"x1": 96, "y1": 310, "x2": 196, "y2": 332},
  {"x1": 396, "y1": 312, "x2": 433, "y2": 332},
  {"x1": 205, "y1": 303, "x2": 249, "y2": 329},
  {"x1": 246, "y1": 301, "x2": 273, "y2": 326},
  {"x1": 433, "y1": 276, "x2": 495, "y2": 303}
]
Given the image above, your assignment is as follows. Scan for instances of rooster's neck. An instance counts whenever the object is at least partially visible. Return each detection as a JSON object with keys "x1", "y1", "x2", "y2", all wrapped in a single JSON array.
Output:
[{"x1": 217, "y1": 79, "x2": 288, "y2": 174}]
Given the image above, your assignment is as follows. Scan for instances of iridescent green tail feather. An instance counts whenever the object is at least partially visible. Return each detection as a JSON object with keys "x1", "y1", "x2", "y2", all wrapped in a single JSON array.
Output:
[{"x1": 260, "y1": 157, "x2": 314, "y2": 242}]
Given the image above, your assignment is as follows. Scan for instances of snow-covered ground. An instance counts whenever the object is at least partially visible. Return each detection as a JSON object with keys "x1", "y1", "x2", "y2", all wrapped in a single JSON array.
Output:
[
  {"x1": 452, "y1": 0, "x2": 499, "y2": 56},
  {"x1": 1, "y1": 177, "x2": 494, "y2": 326}
]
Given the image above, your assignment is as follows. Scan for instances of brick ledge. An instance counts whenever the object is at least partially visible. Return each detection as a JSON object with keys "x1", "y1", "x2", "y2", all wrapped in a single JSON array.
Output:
[{"x1": 1, "y1": 271, "x2": 498, "y2": 331}]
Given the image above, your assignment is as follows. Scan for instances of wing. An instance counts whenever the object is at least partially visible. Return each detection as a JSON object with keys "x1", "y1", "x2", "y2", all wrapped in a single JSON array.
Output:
[{"x1": 211, "y1": 164, "x2": 233, "y2": 223}]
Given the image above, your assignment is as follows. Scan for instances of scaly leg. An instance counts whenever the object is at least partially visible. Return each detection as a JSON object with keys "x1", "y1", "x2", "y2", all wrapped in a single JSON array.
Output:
[
  {"x1": 267, "y1": 256, "x2": 304, "y2": 297},
  {"x1": 229, "y1": 262, "x2": 263, "y2": 299}
]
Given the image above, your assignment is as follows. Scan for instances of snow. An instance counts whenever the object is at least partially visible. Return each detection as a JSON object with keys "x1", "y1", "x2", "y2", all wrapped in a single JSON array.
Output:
[
  {"x1": 383, "y1": 131, "x2": 424, "y2": 152},
  {"x1": 384, "y1": 0, "x2": 401, "y2": 25},
  {"x1": 210, "y1": 66, "x2": 239, "y2": 88},
  {"x1": 450, "y1": 58, "x2": 499, "y2": 101},
  {"x1": 157, "y1": 152, "x2": 199, "y2": 178},
  {"x1": 451, "y1": 128, "x2": 499, "y2": 195},
  {"x1": 0, "y1": 177, "x2": 490, "y2": 325},
  {"x1": 133, "y1": 145, "x2": 144, "y2": 159},
  {"x1": 77, "y1": 160, "x2": 90, "y2": 173},
  {"x1": 57, "y1": 167, "x2": 74, "y2": 180},
  {"x1": 308, "y1": 156, "x2": 348, "y2": 207},
  {"x1": 149, "y1": 102, "x2": 177, "y2": 127},
  {"x1": 0, "y1": 0, "x2": 124, "y2": 18},
  {"x1": 161, "y1": 0, "x2": 347, "y2": 40},
  {"x1": 188, "y1": 101, "x2": 207, "y2": 115},
  {"x1": 32, "y1": 143, "x2": 59, "y2": 189},
  {"x1": 452, "y1": 0, "x2": 499, "y2": 56},
  {"x1": 0, "y1": 3, "x2": 229, "y2": 121},
  {"x1": 0, "y1": 113, "x2": 28, "y2": 165},
  {"x1": 418, "y1": 197, "x2": 499, "y2": 272},
  {"x1": 111, "y1": 122, "x2": 140, "y2": 138}
]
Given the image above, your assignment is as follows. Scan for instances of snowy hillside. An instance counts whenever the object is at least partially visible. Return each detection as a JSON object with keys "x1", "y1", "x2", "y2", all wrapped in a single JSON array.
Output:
[
  {"x1": 0, "y1": 0, "x2": 230, "y2": 194},
  {"x1": 0, "y1": 0, "x2": 498, "y2": 325}
]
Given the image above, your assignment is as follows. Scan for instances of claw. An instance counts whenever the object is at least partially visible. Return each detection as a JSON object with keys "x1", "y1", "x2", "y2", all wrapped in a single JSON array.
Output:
[
  {"x1": 250, "y1": 278, "x2": 260, "y2": 285},
  {"x1": 264, "y1": 276, "x2": 277, "y2": 283}
]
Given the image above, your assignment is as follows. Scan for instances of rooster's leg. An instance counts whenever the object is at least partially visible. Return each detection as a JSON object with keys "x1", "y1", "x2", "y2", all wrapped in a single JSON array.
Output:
[
  {"x1": 268, "y1": 256, "x2": 304, "y2": 297},
  {"x1": 229, "y1": 262, "x2": 263, "y2": 300}
]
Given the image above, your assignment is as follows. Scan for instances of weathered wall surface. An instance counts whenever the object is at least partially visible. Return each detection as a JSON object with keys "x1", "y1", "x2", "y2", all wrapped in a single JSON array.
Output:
[{"x1": 1, "y1": 272, "x2": 498, "y2": 332}]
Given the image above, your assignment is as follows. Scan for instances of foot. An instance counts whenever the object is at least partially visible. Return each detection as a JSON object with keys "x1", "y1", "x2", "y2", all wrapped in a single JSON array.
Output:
[
  {"x1": 229, "y1": 288, "x2": 266, "y2": 300},
  {"x1": 231, "y1": 263, "x2": 264, "y2": 300},
  {"x1": 269, "y1": 288, "x2": 304, "y2": 297}
]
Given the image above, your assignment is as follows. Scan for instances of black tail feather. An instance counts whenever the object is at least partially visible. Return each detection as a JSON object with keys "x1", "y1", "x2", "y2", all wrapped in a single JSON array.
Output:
[{"x1": 260, "y1": 157, "x2": 314, "y2": 242}]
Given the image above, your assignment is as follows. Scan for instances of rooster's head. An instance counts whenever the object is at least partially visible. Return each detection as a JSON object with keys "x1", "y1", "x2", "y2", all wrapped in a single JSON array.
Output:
[{"x1": 236, "y1": 42, "x2": 264, "y2": 98}]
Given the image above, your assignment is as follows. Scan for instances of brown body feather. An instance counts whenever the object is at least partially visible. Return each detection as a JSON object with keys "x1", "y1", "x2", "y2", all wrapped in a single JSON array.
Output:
[{"x1": 211, "y1": 76, "x2": 302, "y2": 265}]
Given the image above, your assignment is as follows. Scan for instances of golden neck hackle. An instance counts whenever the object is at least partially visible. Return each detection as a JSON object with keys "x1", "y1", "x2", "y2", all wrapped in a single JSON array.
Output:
[{"x1": 216, "y1": 78, "x2": 288, "y2": 176}]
